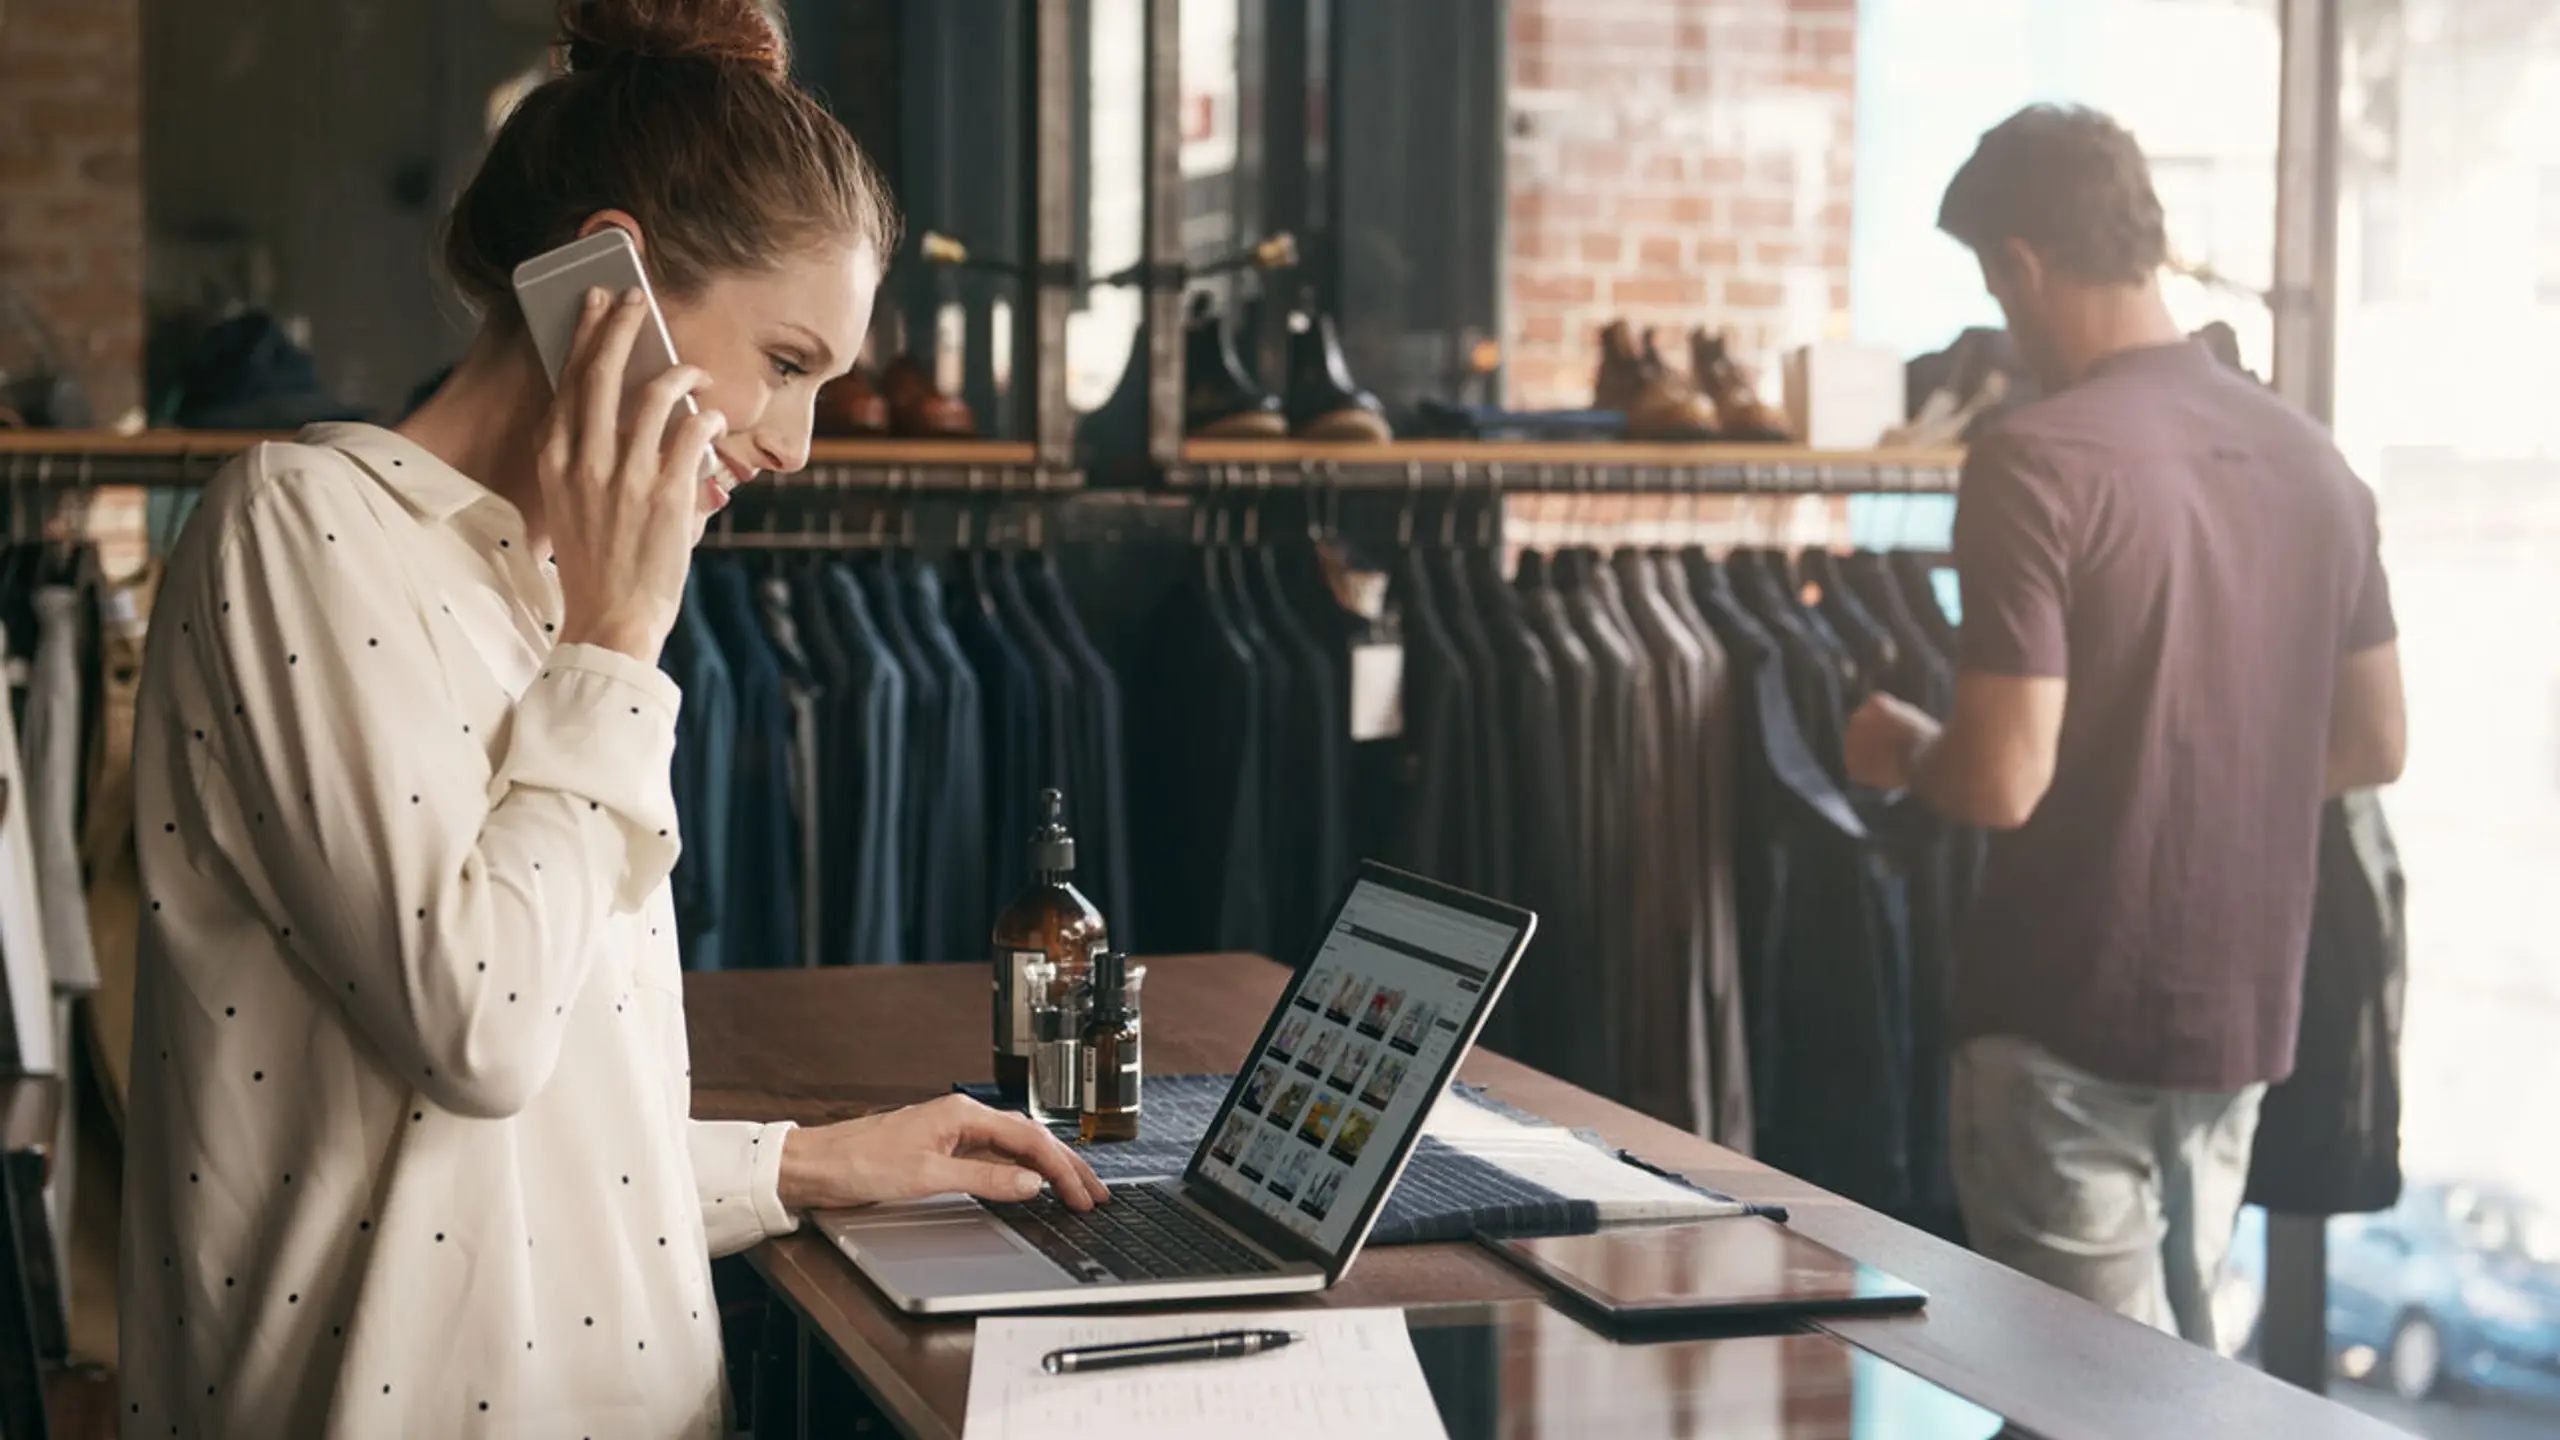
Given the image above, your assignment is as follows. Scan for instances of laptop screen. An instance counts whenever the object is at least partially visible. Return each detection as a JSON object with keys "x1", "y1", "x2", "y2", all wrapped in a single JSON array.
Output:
[{"x1": 1188, "y1": 869, "x2": 1532, "y2": 1259}]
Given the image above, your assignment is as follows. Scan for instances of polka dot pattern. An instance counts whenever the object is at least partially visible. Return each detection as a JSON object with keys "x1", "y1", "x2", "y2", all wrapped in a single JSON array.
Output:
[{"x1": 124, "y1": 426, "x2": 761, "y2": 1434}]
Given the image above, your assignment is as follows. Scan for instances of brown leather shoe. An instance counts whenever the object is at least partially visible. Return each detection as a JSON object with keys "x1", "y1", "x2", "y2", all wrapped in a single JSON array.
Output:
[
  {"x1": 813, "y1": 366, "x2": 890, "y2": 437},
  {"x1": 1689, "y1": 327, "x2": 1793, "y2": 443},
  {"x1": 1593, "y1": 320, "x2": 1718, "y2": 441},
  {"x1": 882, "y1": 354, "x2": 976, "y2": 438}
]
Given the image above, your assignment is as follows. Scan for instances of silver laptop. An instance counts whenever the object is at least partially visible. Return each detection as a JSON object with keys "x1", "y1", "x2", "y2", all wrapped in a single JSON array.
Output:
[{"x1": 819, "y1": 861, "x2": 1537, "y2": 1315}]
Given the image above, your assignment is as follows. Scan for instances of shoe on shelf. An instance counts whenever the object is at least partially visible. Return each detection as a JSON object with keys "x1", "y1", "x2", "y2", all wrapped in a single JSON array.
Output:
[
  {"x1": 882, "y1": 352, "x2": 976, "y2": 438},
  {"x1": 1883, "y1": 370, "x2": 2007, "y2": 448},
  {"x1": 1592, "y1": 320, "x2": 1719, "y2": 441},
  {"x1": 813, "y1": 365, "x2": 891, "y2": 437},
  {"x1": 1689, "y1": 328, "x2": 1793, "y2": 443},
  {"x1": 1186, "y1": 294, "x2": 1288, "y2": 439},
  {"x1": 1283, "y1": 294, "x2": 1392, "y2": 443}
]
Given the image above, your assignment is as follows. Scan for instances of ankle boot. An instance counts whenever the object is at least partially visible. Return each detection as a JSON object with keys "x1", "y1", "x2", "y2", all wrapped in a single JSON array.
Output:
[
  {"x1": 883, "y1": 352, "x2": 976, "y2": 438},
  {"x1": 814, "y1": 365, "x2": 890, "y2": 437},
  {"x1": 1186, "y1": 294, "x2": 1288, "y2": 438},
  {"x1": 1593, "y1": 320, "x2": 1718, "y2": 441},
  {"x1": 1284, "y1": 295, "x2": 1391, "y2": 442},
  {"x1": 1689, "y1": 328, "x2": 1792, "y2": 443}
]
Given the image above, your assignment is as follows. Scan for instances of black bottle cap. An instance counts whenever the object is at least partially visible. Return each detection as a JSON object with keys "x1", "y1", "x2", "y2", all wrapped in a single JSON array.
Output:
[
  {"x1": 1030, "y1": 787, "x2": 1075, "y2": 874},
  {"x1": 1088, "y1": 949, "x2": 1127, "y2": 1021}
]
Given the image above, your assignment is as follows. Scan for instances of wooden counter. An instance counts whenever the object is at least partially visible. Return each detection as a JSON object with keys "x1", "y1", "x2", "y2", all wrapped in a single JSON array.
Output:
[{"x1": 686, "y1": 958, "x2": 2399, "y2": 1440}]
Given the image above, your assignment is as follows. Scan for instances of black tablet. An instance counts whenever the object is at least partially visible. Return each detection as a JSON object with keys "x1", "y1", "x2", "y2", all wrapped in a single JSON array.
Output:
[{"x1": 1481, "y1": 1216, "x2": 1929, "y2": 1325}]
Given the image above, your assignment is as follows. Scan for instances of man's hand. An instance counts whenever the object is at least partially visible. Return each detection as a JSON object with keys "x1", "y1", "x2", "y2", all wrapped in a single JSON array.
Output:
[
  {"x1": 775, "y1": 1094, "x2": 1110, "y2": 1212},
  {"x1": 1845, "y1": 692, "x2": 1942, "y2": 792}
]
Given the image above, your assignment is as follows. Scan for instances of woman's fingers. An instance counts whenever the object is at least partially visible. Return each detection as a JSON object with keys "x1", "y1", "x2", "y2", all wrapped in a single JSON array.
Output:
[
  {"x1": 948, "y1": 1104, "x2": 1109, "y2": 1209},
  {"x1": 918, "y1": 1156, "x2": 1050, "y2": 1205},
  {"x1": 554, "y1": 285, "x2": 613, "y2": 398},
  {"x1": 576, "y1": 289, "x2": 652, "y2": 477},
  {"x1": 620, "y1": 363, "x2": 713, "y2": 476}
]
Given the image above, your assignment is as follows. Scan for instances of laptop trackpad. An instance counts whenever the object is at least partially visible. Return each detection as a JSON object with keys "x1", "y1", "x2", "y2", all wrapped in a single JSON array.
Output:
[
  {"x1": 862, "y1": 1222, "x2": 1035, "y2": 1263},
  {"x1": 843, "y1": 1213, "x2": 1069, "y2": 1295}
]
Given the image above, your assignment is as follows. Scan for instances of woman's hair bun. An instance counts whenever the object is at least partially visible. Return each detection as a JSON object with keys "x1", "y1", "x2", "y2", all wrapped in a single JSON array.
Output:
[{"x1": 557, "y1": 0, "x2": 787, "y2": 78}]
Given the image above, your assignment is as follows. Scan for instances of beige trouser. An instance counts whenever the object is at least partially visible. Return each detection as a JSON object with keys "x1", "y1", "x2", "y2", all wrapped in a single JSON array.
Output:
[{"x1": 1951, "y1": 1035, "x2": 2266, "y2": 1354}]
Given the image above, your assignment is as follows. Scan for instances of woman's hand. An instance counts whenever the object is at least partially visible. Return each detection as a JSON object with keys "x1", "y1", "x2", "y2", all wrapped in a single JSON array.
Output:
[
  {"x1": 776, "y1": 1095, "x2": 1111, "y2": 1212},
  {"x1": 541, "y1": 285, "x2": 725, "y2": 663}
]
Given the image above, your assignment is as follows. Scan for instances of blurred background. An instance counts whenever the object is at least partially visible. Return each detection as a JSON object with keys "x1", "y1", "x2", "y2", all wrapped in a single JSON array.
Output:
[{"x1": 3, "y1": 1, "x2": 2558, "y2": 1435}]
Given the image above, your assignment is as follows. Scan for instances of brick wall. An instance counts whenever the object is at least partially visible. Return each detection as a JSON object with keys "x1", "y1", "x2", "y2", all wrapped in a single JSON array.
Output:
[
  {"x1": 0, "y1": 0, "x2": 146, "y2": 424},
  {"x1": 1505, "y1": 0, "x2": 1856, "y2": 411}
]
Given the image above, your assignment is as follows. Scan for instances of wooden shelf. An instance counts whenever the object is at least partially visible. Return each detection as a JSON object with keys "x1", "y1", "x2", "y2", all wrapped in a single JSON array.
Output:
[
  {"x1": 0, "y1": 433, "x2": 1042, "y2": 464},
  {"x1": 803, "y1": 438, "x2": 1038, "y2": 467},
  {"x1": 0, "y1": 429, "x2": 280, "y2": 457},
  {"x1": 0, "y1": 432, "x2": 1073, "y2": 491}
]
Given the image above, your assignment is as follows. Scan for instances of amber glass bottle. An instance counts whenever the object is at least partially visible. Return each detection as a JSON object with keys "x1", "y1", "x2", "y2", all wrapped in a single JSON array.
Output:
[
  {"x1": 991, "y1": 789, "x2": 1106, "y2": 1100},
  {"x1": 1079, "y1": 950, "x2": 1142, "y2": 1142}
]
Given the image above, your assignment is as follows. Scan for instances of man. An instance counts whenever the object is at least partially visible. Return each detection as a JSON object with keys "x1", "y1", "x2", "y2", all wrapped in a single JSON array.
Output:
[{"x1": 1845, "y1": 104, "x2": 2406, "y2": 1351}]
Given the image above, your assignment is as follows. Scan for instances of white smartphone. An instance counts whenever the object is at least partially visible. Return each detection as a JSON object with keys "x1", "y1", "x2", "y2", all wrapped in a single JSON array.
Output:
[{"x1": 510, "y1": 227, "x2": 723, "y2": 486}]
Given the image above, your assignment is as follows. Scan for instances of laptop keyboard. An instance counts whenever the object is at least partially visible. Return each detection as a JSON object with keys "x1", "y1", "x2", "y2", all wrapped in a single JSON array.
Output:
[{"x1": 990, "y1": 1180, "x2": 1282, "y2": 1285}]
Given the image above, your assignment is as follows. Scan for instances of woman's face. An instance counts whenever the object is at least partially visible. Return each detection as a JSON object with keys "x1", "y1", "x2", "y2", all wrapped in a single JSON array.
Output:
[{"x1": 660, "y1": 235, "x2": 881, "y2": 515}]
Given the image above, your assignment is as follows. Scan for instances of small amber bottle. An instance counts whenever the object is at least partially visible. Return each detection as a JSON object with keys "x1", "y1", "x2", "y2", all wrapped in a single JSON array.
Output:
[
  {"x1": 1079, "y1": 949, "x2": 1142, "y2": 1143},
  {"x1": 991, "y1": 789, "x2": 1107, "y2": 1101}
]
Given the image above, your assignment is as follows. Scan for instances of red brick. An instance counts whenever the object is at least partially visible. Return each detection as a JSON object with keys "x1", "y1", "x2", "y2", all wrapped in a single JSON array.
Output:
[
  {"x1": 1520, "y1": 313, "x2": 1568, "y2": 346},
  {"x1": 1732, "y1": 196, "x2": 1797, "y2": 231},
  {"x1": 1581, "y1": 232, "x2": 1624, "y2": 265},
  {"x1": 1563, "y1": 142, "x2": 1632, "y2": 179},
  {"x1": 1516, "y1": 272, "x2": 1599, "y2": 307},
  {"x1": 1779, "y1": 68, "x2": 1857, "y2": 96},
  {"x1": 0, "y1": 148, "x2": 67, "y2": 185},
  {"x1": 1693, "y1": 237, "x2": 1743, "y2": 268},
  {"x1": 1634, "y1": 235, "x2": 1680, "y2": 270},
  {"x1": 77, "y1": 148, "x2": 139, "y2": 185},
  {"x1": 1611, "y1": 274, "x2": 1710, "y2": 308},
  {"x1": 1609, "y1": 194, "x2": 1683, "y2": 226},
  {"x1": 1814, "y1": 26, "x2": 1858, "y2": 62},
  {"x1": 1725, "y1": 278, "x2": 1788, "y2": 310}
]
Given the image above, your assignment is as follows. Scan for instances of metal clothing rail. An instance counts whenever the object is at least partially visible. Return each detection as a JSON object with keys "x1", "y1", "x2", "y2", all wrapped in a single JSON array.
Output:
[{"x1": 1167, "y1": 440, "x2": 1966, "y2": 495}]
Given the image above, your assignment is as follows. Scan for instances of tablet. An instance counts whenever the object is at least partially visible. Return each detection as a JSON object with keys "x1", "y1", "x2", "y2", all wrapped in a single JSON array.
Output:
[{"x1": 1481, "y1": 1217, "x2": 1928, "y2": 1324}]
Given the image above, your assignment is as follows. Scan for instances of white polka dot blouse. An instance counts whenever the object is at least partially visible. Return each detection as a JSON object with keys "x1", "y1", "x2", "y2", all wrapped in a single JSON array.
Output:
[{"x1": 121, "y1": 424, "x2": 796, "y2": 1437}]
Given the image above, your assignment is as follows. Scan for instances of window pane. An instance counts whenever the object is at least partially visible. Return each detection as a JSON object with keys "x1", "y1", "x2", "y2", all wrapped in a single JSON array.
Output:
[{"x1": 2317, "y1": 4, "x2": 2560, "y2": 1432}]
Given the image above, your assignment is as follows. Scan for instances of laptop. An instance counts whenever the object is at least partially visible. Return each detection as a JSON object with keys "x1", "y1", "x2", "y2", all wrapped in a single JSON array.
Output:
[{"x1": 818, "y1": 860, "x2": 1537, "y2": 1315}]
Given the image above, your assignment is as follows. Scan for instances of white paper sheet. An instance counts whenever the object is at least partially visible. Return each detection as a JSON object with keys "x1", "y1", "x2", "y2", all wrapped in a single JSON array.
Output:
[
  {"x1": 962, "y1": 1307, "x2": 1448, "y2": 1440},
  {"x1": 1423, "y1": 1094, "x2": 1750, "y2": 1224}
]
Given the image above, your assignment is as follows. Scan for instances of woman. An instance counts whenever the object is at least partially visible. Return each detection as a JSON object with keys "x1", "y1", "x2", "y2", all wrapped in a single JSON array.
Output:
[{"x1": 120, "y1": 3, "x2": 1104, "y2": 1433}]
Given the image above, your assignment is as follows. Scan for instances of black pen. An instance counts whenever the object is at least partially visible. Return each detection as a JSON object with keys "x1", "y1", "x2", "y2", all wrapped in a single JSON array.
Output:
[{"x1": 1041, "y1": 1328, "x2": 1302, "y2": 1375}]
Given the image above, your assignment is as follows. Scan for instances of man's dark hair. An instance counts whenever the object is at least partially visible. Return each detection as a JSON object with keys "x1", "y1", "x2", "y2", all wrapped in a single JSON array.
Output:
[{"x1": 1938, "y1": 104, "x2": 2167, "y2": 286}]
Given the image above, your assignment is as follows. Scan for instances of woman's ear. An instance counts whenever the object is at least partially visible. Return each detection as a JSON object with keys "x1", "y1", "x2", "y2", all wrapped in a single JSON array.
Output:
[{"x1": 575, "y1": 209, "x2": 648, "y2": 265}]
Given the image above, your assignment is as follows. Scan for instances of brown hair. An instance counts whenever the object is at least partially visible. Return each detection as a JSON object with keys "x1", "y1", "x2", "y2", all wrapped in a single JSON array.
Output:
[
  {"x1": 1937, "y1": 104, "x2": 2167, "y2": 287},
  {"x1": 443, "y1": 0, "x2": 900, "y2": 321}
]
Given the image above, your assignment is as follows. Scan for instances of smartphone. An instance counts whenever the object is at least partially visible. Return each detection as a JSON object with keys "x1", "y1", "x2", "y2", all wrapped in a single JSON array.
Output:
[{"x1": 510, "y1": 228, "x2": 722, "y2": 486}]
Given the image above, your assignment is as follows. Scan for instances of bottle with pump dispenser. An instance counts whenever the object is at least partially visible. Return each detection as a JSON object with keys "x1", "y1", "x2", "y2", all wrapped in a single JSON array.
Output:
[
  {"x1": 1079, "y1": 949, "x2": 1142, "y2": 1142},
  {"x1": 991, "y1": 789, "x2": 1107, "y2": 1101}
]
